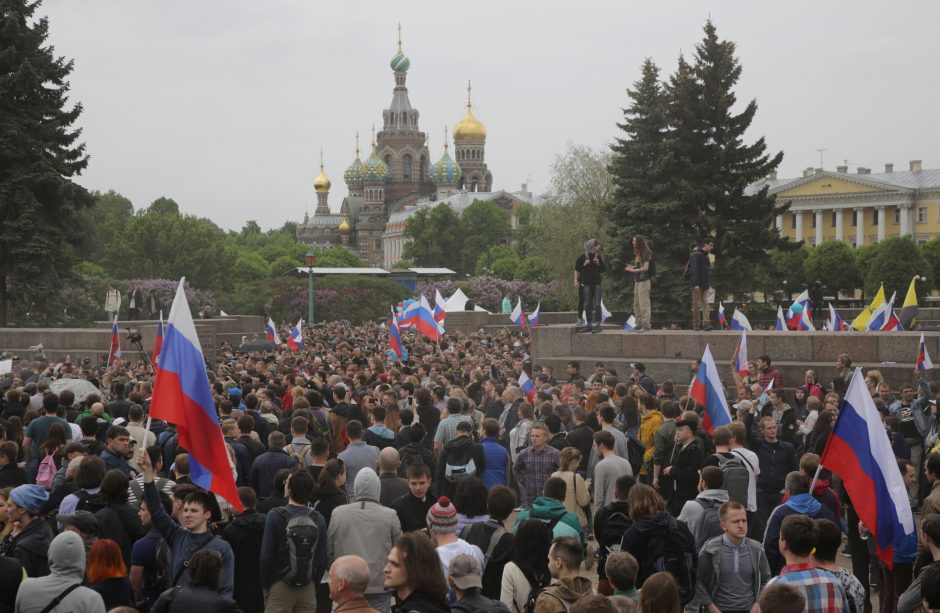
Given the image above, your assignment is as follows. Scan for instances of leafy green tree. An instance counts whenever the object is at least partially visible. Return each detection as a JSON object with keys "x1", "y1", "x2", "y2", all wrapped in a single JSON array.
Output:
[
  {"x1": 148, "y1": 197, "x2": 180, "y2": 216},
  {"x1": 280, "y1": 221, "x2": 299, "y2": 240},
  {"x1": 402, "y1": 204, "x2": 461, "y2": 270},
  {"x1": 608, "y1": 57, "x2": 690, "y2": 321},
  {"x1": 920, "y1": 238, "x2": 940, "y2": 294},
  {"x1": 231, "y1": 252, "x2": 269, "y2": 283},
  {"x1": 854, "y1": 243, "x2": 882, "y2": 298},
  {"x1": 767, "y1": 246, "x2": 809, "y2": 301},
  {"x1": 240, "y1": 220, "x2": 261, "y2": 236},
  {"x1": 475, "y1": 244, "x2": 519, "y2": 279},
  {"x1": 864, "y1": 237, "x2": 930, "y2": 298},
  {"x1": 458, "y1": 200, "x2": 511, "y2": 274},
  {"x1": 668, "y1": 21, "x2": 790, "y2": 300},
  {"x1": 516, "y1": 256, "x2": 553, "y2": 283},
  {"x1": 77, "y1": 190, "x2": 134, "y2": 270},
  {"x1": 803, "y1": 241, "x2": 859, "y2": 296},
  {"x1": 315, "y1": 246, "x2": 365, "y2": 268},
  {"x1": 269, "y1": 255, "x2": 300, "y2": 278},
  {"x1": 0, "y1": 1, "x2": 94, "y2": 324},
  {"x1": 526, "y1": 144, "x2": 613, "y2": 307}
]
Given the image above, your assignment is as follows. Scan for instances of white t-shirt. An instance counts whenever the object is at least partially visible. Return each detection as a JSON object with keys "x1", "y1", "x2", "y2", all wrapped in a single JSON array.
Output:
[
  {"x1": 436, "y1": 538, "x2": 485, "y2": 577},
  {"x1": 730, "y1": 447, "x2": 760, "y2": 512}
]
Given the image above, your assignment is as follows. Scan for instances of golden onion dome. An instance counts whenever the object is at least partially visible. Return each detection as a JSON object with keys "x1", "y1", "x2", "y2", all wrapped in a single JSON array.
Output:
[
  {"x1": 314, "y1": 168, "x2": 331, "y2": 193},
  {"x1": 453, "y1": 81, "x2": 486, "y2": 142},
  {"x1": 338, "y1": 217, "x2": 351, "y2": 233}
]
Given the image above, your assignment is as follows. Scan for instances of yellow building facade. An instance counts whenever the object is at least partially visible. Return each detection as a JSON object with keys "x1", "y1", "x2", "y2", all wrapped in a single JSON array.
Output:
[{"x1": 763, "y1": 161, "x2": 940, "y2": 246}]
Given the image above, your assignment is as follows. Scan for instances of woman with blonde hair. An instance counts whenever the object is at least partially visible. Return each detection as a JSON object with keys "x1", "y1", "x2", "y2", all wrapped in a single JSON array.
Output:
[{"x1": 551, "y1": 448, "x2": 590, "y2": 528}]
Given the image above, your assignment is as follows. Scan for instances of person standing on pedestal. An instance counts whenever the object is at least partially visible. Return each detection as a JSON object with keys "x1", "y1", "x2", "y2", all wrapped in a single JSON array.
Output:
[{"x1": 624, "y1": 235, "x2": 653, "y2": 333}]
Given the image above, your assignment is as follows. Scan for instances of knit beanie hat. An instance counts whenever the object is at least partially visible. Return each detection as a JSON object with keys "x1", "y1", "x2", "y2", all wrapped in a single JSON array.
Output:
[
  {"x1": 426, "y1": 496, "x2": 459, "y2": 534},
  {"x1": 10, "y1": 484, "x2": 49, "y2": 515}
]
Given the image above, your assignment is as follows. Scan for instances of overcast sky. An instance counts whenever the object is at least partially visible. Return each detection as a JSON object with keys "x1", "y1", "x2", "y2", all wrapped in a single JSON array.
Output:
[{"x1": 42, "y1": 0, "x2": 940, "y2": 231}]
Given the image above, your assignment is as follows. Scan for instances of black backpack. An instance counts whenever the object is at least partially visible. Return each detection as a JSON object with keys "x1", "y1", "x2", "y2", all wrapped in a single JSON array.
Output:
[
  {"x1": 444, "y1": 442, "x2": 478, "y2": 482},
  {"x1": 148, "y1": 535, "x2": 172, "y2": 599},
  {"x1": 74, "y1": 490, "x2": 107, "y2": 514},
  {"x1": 642, "y1": 517, "x2": 696, "y2": 604},
  {"x1": 452, "y1": 600, "x2": 511, "y2": 613},
  {"x1": 694, "y1": 499, "x2": 723, "y2": 551},
  {"x1": 600, "y1": 509, "x2": 633, "y2": 555},
  {"x1": 717, "y1": 452, "x2": 751, "y2": 506},
  {"x1": 275, "y1": 508, "x2": 322, "y2": 588},
  {"x1": 625, "y1": 431, "x2": 645, "y2": 476}
]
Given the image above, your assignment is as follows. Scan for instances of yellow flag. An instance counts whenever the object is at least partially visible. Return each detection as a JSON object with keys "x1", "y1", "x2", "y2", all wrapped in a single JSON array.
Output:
[
  {"x1": 851, "y1": 284, "x2": 885, "y2": 331},
  {"x1": 900, "y1": 276, "x2": 919, "y2": 330}
]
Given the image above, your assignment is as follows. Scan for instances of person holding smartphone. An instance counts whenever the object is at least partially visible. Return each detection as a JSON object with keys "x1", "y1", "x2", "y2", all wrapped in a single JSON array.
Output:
[{"x1": 575, "y1": 239, "x2": 606, "y2": 334}]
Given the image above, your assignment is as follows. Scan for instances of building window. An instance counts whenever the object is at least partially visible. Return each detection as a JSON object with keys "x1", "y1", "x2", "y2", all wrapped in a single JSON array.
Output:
[
  {"x1": 402, "y1": 154, "x2": 413, "y2": 183},
  {"x1": 894, "y1": 208, "x2": 900, "y2": 224},
  {"x1": 831, "y1": 211, "x2": 837, "y2": 227},
  {"x1": 872, "y1": 209, "x2": 879, "y2": 225},
  {"x1": 852, "y1": 210, "x2": 858, "y2": 226},
  {"x1": 919, "y1": 207, "x2": 928, "y2": 224},
  {"x1": 811, "y1": 214, "x2": 816, "y2": 228},
  {"x1": 791, "y1": 213, "x2": 797, "y2": 229}
]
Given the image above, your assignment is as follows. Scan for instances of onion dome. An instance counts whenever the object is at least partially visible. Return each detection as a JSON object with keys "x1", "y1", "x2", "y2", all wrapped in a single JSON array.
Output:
[
  {"x1": 344, "y1": 135, "x2": 364, "y2": 187},
  {"x1": 338, "y1": 216, "x2": 351, "y2": 233},
  {"x1": 390, "y1": 25, "x2": 410, "y2": 72},
  {"x1": 453, "y1": 81, "x2": 486, "y2": 142},
  {"x1": 314, "y1": 149, "x2": 331, "y2": 193},
  {"x1": 362, "y1": 136, "x2": 389, "y2": 183},
  {"x1": 431, "y1": 130, "x2": 462, "y2": 186}
]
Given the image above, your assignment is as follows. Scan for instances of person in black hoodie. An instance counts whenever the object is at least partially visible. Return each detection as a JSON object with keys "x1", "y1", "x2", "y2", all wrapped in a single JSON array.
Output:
[
  {"x1": 566, "y1": 407, "x2": 594, "y2": 475},
  {"x1": 762, "y1": 390, "x2": 798, "y2": 446},
  {"x1": 311, "y1": 459, "x2": 348, "y2": 525},
  {"x1": 665, "y1": 418, "x2": 705, "y2": 517},
  {"x1": 6, "y1": 484, "x2": 53, "y2": 577},
  {"x1": 383, "y1": 532, "x2": 450, "y2": 613},
  {"x1": 150, "y1": 548, "x2": 241, "y2": 613},
  {"x1": 436, "y1": 421, "x2": 485, "y2": 499},
  {"x1": 223, "y1": 487, "x2": 265, "y2": 613},
  {"x1": 94, "y1": 469, "x2": 147, "y2": 566},
  {"x1": 399, "y1": 423, "x2": 435, "y2": 477},
  {"x1": 414, "y1": 388, "x2": 440, "y2": 445},
  {"x1": 545, "y1": 414, "x2": 572, "y2": 451},
  {"x1": 255, "y1": 468, "x2": 291, "y2": 515},
  {"x1": 594, "y1": 474, "x2": 635, "y2": 595}
]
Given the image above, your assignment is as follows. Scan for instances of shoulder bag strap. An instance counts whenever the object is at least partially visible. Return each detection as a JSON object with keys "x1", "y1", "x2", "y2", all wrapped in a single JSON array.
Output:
[
  {"x1": 39, "y1": 583, "x2": 81, "y2": 613},
  {"x1": 172, "y1": 534, "x2": 216, "y2": 585}
]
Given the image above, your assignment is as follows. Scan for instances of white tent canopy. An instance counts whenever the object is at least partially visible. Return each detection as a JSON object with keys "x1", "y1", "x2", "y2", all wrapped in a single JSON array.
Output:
[{"x1": 443, "y1": 288, "x2": 489, "y2": 313}]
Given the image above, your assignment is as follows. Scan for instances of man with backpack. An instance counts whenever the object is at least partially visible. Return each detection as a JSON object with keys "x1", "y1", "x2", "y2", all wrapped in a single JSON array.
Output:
[
  {"x1": 763, "y1": 471, "x2": 840, "y2": 576},
  {"x1": 130, "y1": 490, "x2": 173, "y2": 611},
  {"x1": 459, "y1": 485, "x2": 515, "y2": 599},
  {"x1": 701, "y1": 426, "x2": 753, "y2": 508},
  {"x1": 677, "y1": 466, "x2": 729, "y2": 551},
  {"x1": 594, "y1": 475, "x2": 635, "y2": 596},
  {"x1": 437, "y1": 420, "x2": 485, "y2": 499},
  {"x1": 260, "y1": 468, "x2": 327, "y2": 613},
  {"x1": 687, "y1": 237, "x2": 714, "y2": 331},
  {"x1": 534, "y1": 536, "x2": 594, "y2": 612},
  {"x1": 136, "y1": 447, "x2": 236, "y2": 597},
  {"x1": 250, "y1": 431, "x2": 300, "y2": 499},
  {"x1": 688, "y1": 501, "x2": 771, "y2": 613}
]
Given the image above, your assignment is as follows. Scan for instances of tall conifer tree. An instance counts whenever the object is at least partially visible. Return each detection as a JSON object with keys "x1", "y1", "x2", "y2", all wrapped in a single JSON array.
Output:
[{"x1": 0, "y1": 0, "x2": 93, "y2": 324}]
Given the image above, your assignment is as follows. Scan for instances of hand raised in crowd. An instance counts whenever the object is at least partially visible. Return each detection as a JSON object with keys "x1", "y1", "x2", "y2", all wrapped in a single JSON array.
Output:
[{"x1": 136, "y1": 447, "x2": 155, "y2": 484}]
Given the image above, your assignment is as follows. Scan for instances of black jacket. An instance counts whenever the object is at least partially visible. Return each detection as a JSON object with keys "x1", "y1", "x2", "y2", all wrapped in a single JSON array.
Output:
[
  {"x1": 745, "y1": 412, "x2": 798, "y2": 492},
  {"x1": 436, "y1": 436, "x2": 485, "y2": 498},
  {"x1": 310, "y1": 486, "x2": 347, "y2": 526},
  {"x1": 688, "y1": 248, "x2": 710, "y2": 289},
  {"x1": 223, "y1": 511, "x2": 265, "y2": 613},
  {"x1": 399, "y1": 441, "x2": 436, "y2": 475},
  {"x1": 566, "y1": 425, "x2": 594, "y2": 472},
  {"x1": 392, "y1": 590, "x2": 450, "y2": 613},
  {"x1": 548, "y1": 432, "x2": 572, "y2": 452},
  {"x1": 668, "y1": 440, "x2": 705, "y2": 516},
  {"x1": 0, "y1": 464, "x2": 27, "y2": 489},
  {"x1": 390, "y1": 492, "x2": 434, "y2": 534},
  {"x1": 760, "y1": 404, "x2": 799, "y2": 447},
  {"x1": 95, "y1": 502, "x2": 147, "y2": 566},
  {"x1": 8, "y1": 517, "x2": 53, "y2": 577},
  {"x1": 151, "y1": 585, "x2": 243, "y2": 613},
  {"x1": 416, "y1": 404, "x2": 440, "y2": 444}
]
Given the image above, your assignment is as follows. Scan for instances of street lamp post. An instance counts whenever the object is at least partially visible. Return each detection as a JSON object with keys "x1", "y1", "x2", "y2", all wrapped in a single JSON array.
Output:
[{"x1": 305, "y1": 249, "x2": 317, "y2": 324}]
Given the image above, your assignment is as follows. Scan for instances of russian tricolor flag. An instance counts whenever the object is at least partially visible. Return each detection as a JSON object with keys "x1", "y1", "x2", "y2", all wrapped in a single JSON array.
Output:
[
  {"x1": 153, "y1": 311, "x2": 164, "y2": 366},
  {"x1": 433, "y1": 289, "x2": 447, "y2": 334},
  {"x1": 883, "y1": 293, "x2": 901, "y2": 331},
  {"x1": 389, "y1": 306, "x2": 404, "y2": 362},
  {"x1": 510, "y1": 298, "x2": 526, "y2": 331},
  {"x1": 150, "y1": 279, "x2": 242, "y2": 512},
  {"x1": 828, "y1": 303, "x2": 848, "y2": 332},
  {"x1": 622, "y1": 315, "x2": 636, "y2": 331},
  {"x1": 399, "y1": 300, "x2": 420, "y2": 330},
  {"x1": 415, "y1": 295, "x2": 440, "y2": 341},
  {"x1": 518, "y1": 369, "x2": 537, "y2": 402},
  {"x1": 265, "y1": 318, "x2": 280, "y2": 345},
  {"x1": 730, "y1": 309, "x2": 752, "y2": 331},
  {"x1": 734, "y1": 332, "x2": 748, "y2": 377},
  {"x1": 527, "y1": 302, "x2": 541, "y2": 328},
  {"x1": 798, "y1": 307, "x2": 815, "y2": 331},
  {"x1": 820, "y1": 368, "x2": 913, "y2": 567},
  {"x1": 287, "y1": 319, "x2": 303, "y2": 351},
  {"x1": 867, "y1": 294, "x2": 893, "y2": 331},
  {"x1": 718, "y1": 303, "x2": 727, "y2": 329},
  {"x1": 108, "y1": 315, "x2": 122, "y2": 366},
  {"x1": 774, "y1": 305, "x2": 787, "y2": 331},
  {"x1": 917, "y1": 332, "x2": 933, "y2": 372},
  {"x1": 788, "y1": 290, "x2": 811, "y2": 330},
  {"x1": 689, "y1": 345, "x2": 732, "y2": 433}
]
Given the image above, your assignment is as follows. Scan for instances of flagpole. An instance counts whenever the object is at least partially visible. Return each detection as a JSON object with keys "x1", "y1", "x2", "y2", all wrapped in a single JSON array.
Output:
[{"x1": 808, "y1": 462, "x2": 824, "y2": 495}]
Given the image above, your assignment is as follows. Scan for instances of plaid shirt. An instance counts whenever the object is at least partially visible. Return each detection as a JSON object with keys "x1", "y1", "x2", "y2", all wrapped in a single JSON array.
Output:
[
  {"x1": 513, "y1": 444, "x2": 561, "y2": 508},
  {"x1": 770, "y1": 563, "x2": 850, "y2": 613}
]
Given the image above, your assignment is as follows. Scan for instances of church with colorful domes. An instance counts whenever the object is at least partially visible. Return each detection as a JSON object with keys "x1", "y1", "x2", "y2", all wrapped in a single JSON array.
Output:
[{"x1": 298, "y1": 31, "x2": 515, "y2": 266}]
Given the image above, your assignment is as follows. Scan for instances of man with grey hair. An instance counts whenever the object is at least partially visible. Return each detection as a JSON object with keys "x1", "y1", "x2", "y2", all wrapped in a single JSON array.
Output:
[
  {"x1": 248, "y1": 430, "x2": 298, "y2": 498},
  {"x1": 378, "y1": 447, "x2": 408, "y2": 506},
  {"x1": 328, "y1": 555, "x2": 380, "y2": 612},
  {"x1": 762, "y1": 470, "x2": 840, "y2": 575}
]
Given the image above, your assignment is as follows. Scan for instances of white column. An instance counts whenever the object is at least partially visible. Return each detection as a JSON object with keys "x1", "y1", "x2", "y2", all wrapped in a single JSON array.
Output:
[
  {"x1": 835, "y1": 209, "x2": 844, "y2": 242},
  {"x1": 815, "y1": 210, "x2": 824, "y2": 245},
  {"x1": 877, "y1": 205, "x2": 886, "y2": 242},
  {"x1": 855, "y1": 208, "x2": 864, "y2": 246},
  {"x1": 775, "y1": 214, "x2": 783, "y2": 233},
  {"x1": 899, "y1": 205, "x2": 911, "y2": 237},
  {"x1": 794, "y1": 211, "x2": 803, "y2": 242}
]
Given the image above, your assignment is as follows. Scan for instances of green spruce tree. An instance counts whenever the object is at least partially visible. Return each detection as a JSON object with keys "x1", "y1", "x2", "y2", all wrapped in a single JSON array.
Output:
[
  {"x1": 671, "y1": 20, "x2": 790, "y2": 300},
  {"x1": 0, "y1": 0, "x2": 93, "y2": 324},
  {"x1": 608, "y1": 58, "x2": 692, "y2": 322}
]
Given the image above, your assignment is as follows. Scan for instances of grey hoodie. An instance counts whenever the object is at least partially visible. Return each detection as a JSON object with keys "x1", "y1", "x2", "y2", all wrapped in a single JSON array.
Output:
[
  {"x1": 677, "y1": 488, "x2": 729, "y2": 547},
  {"x1": 326, "y1": 468, "x2": 402, "y2": 594},
  {"x1": 14, "y1": 531, "x2": 105, "y2": 613}
]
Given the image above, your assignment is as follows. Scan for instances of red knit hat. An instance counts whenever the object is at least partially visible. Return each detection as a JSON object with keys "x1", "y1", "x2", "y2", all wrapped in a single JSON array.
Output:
[{"x1": 426, "y1": 496, "x2": 459, "y2": 533}]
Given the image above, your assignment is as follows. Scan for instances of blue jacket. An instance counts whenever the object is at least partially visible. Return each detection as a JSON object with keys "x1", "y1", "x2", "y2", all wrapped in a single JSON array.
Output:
[
  {"x1": 481, "y1": 437, "x2": 509, "y2": 489},
  {"x1": 763, "y1": 493, "x2": 840, "y2": 575},
  {"x1": 249, "y1": 449, "x2": 299, "y2": 499},
  {"x1": 259, "y1": 503, "x2": 327, "y2": 589}
]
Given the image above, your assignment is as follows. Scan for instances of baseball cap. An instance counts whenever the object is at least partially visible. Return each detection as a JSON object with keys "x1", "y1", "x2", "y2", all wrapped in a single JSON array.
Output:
[
  {"x1": 732, "y1": 400, "x2": 754, "y2": 411},
  {"x1": 630, "y1": 363, "x2": 646, "y2": 372},
  {"x1": 57, "y1": 510, "x2": 99, "y2": 535},
  {"x1": 448, "y1": 554, "x2": 483, "y2": 590}
]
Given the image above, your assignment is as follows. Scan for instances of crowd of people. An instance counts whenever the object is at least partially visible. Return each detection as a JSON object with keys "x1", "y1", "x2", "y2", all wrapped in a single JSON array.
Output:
[{"x1": 0, "y1": 319, "x2": 939, "y2": 613}]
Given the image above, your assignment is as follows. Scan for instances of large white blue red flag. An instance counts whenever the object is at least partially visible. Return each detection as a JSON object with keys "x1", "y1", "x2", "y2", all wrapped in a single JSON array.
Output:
[
  {"x1": 917, "y1": 332, "x2": 933, "y2": 372},
  {"x1": 265, "y1": 318, "x2": 280, "y2": 344},
  {"x1": 798, "y1": 307, "x2": 815, "y2": 331},
  {"x1": 788, "y1": 290, "x2": 811, "y2": 329},
  {"x1": 433, "y1": 289, "x2": 447, "y2": 333},
  {"x1": 774, "y1": 305, "x2": 787, "y2": 331},
  {"x1": 108, "y1": 316, "x2": 122, "y2": 366},
  {"x1": 389, "y1": 306, "x2": 403, "y2": 362},
  {"x1": 518, "y1": 369, "x2": 537, "y2": 402},
  {"x1": 820, "y1": 368, "x2": 913, "y2": 567},
  {"x1": 399, "y1": 300, "x2": 420, "y2": 330},
  {"x1": 689, "y1": 345, "x2": 732, "y2": 433},
  {"x1": 730, "y1": 309, "x2": 752, "y2": 331},
  {"x1": 509, "y1": 298, "x2": 526, "y2": 331},
  {"x1": 287, "y1": 319, "x2": 303, "y2": 351},
  {"x1": 828, "y1": 303, "x2": 848, "y2": 332},
  {"x1": 718, "y1": 303, "x2": 727, "y2": 329},
  {"x1": 153, "y1": 311, "x2": 164, "y2": 366},
  {"x1": 415, "y1": 295, "x2": 440, "y2": 341},
  {"x1": 527, "y1": 302, "x2": 541, "y2": 328},
  {"x1": 734, "y1": 331, "x2": 748, "y2": 377},
  {"x1": 150, "y1": 279, "x2": 242, "y2": 511}
]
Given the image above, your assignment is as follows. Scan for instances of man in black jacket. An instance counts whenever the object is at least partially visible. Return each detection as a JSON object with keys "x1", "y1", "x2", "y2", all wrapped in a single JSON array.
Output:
[
  {"x1": 567, "y1": 407, "x2": 595, "y2": 475},
  {"x1": 594, "y1": 474, "x2": 635, "y2": 595},
  {"x1": 436, "y1": 421, "x2": 485, "y2": 499},
  {"x1": 689, "y1": 237, "x2": 714, "y2": 331},
  {"x1": 575, "y1": 238, "x2": 607, "y2": 333},
  {"x1": 223, "y1": 486, "x2": 265, "y2": 613},
  {"x1": 666, "y1": 418, "x2": 705, "y2": 516},
  {"x1": 745, "y1": 412, "x2": 798, "y2": 539},
  {"x1": 391, "y1": 463, "x2": 435, "y2": 533}
]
